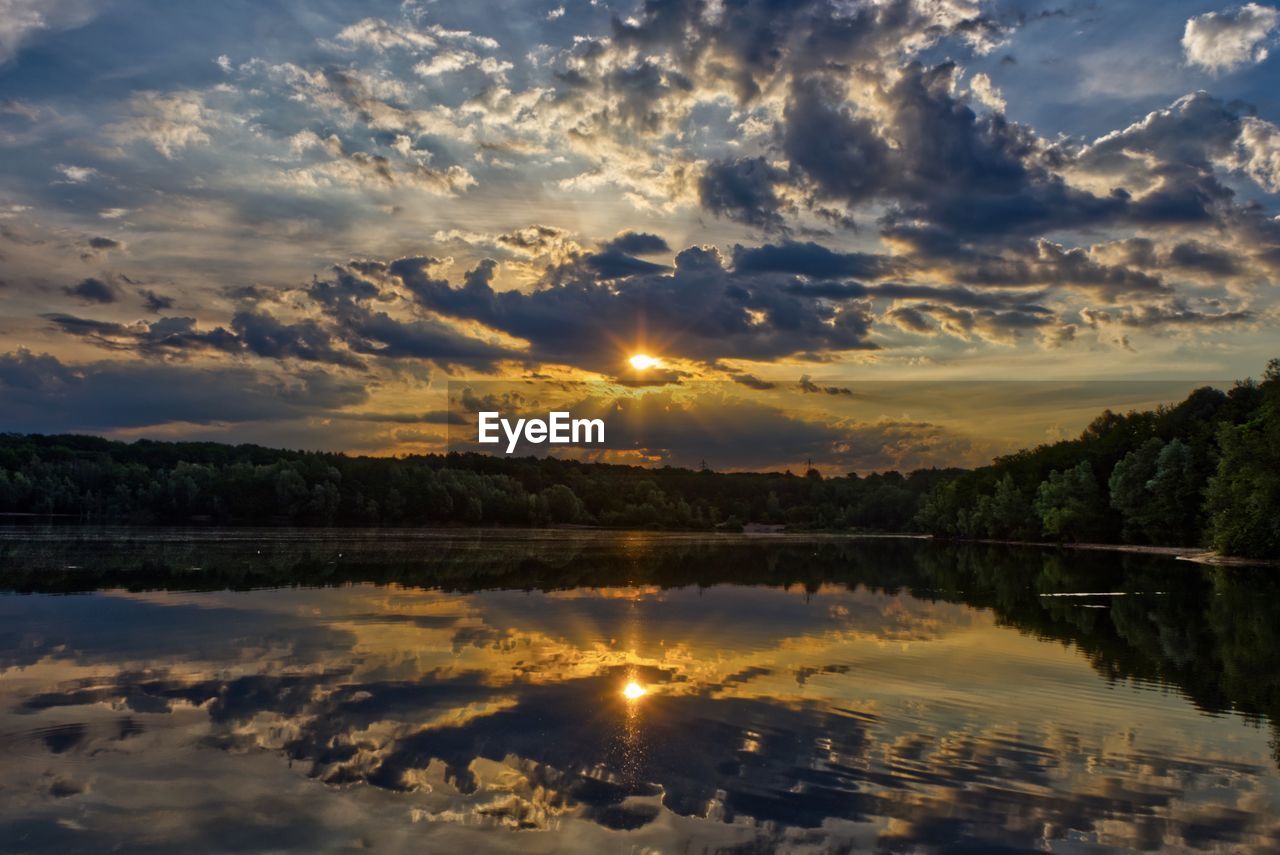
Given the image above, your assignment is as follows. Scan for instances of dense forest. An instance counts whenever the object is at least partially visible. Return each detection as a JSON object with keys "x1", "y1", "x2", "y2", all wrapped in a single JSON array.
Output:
[
  {"x1": 0, "y1": 358, "x2": 1276, "y2": 557},
  {"x1": 915, "y1": 358, "x2": 1280, "y2": 559},
  {"x1": 0, "y1": 429, "x2": 956, "y2": 533}
]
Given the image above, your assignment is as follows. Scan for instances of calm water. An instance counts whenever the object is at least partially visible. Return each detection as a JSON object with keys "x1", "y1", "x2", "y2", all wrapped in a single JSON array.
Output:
[{"x1": 1, "y1": 529, "x2": 1278, "y2": 854}]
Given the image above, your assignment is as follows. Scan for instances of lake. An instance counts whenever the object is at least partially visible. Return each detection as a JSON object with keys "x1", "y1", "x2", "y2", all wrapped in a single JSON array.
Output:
[{"x1": 1, "y1": 528, "x2": 1278, "y2": 853}]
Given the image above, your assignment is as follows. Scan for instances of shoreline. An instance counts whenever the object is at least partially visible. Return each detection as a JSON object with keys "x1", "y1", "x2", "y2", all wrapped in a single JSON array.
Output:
[
  {"x1": 935, "y1": 536, "x2": 1279, "y2": 567},
  {"x1": 0, "y1": 520, "x2": 1274, "y2": 565}
]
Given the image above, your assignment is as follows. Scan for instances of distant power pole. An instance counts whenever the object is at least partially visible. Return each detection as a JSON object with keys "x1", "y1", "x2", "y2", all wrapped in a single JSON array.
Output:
[{"x1": 700, "y1": 458, "x2": 708, "y2": 471}]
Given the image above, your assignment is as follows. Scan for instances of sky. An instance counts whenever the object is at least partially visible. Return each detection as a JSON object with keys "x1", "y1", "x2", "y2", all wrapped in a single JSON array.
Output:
[{"x1": 1, "y1": 0, "x2": 1279, "y2": 469}]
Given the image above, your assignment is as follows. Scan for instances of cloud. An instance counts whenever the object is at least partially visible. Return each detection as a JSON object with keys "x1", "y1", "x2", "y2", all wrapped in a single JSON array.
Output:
[
  {"x1": 108, "y1": 91, "x2": 217, "y2": 158},
  {"x1": 729, "y1": 373, "x2": 776, "y2": 390},
  {"x1": 54, "y1": 164, "x2": 97, "y2": 183},
  {"x1": 1234, "y1": 116, "x2": 1280, "y2": 192},
  {"x1": 967, "y1": 72, "x2": 1006, "y2": 112},
  {"x1": 0, "y1": 0, "x2": 97, "y2": 64},
  {"x1": 64, "y1": 277, "x2": 118, "y2": 304},
  {"x1": 732, "y1": 241, "x2": 894, "y2": 279},
  {"x1": 333, "y1": 17, "x2": 441, "y2": 52},
  {"x1": 1166, "y1": 240, "x2": 1243, "y2": 277},
  {"x1": 1081, "y1": 300, "x2": 1255, "y2": 329},
  {"x1": 139, "y1": 289, "x2": 174, "y2": 313},
  {"x1": 43, "y1": 309, "x2": 367, "y2": 369},
  {"x1": 395, "y1": 245, "x2": 879, "y2": 369},
  {"x1": 798, "y1": 376, "x2": 852, "y2": 396},
  {"x1": 911, "y1": 303, "x2": 1056, "y2": 343},
  {"x1": 0, "y1": 349, "x2": 368, "y2": 432},
  {"x1": 580, "y1": 248, "x2": 669, "y2": 278},
  {"x1": 333, "y1": 16, "x2": 499, "y2": 54},
  {"x1": 2, "y1": 0, "x2": 1279, "y2": 409},
  {"x1": 285, "y1": 131, "x2": 477, "y2": 196},
  {"x1": 603, "y1": 231, "x2": 670, "y2": 256},
  {"x1": 80, "y1": 235, "x2": 125, "y2": 261},
  {"x1": 230, "y1": 310, "x2": 369, "y2": 368},
  {"x1": 305, "y1": 264, "x2": 516, "y2": 370},
  {"x1": 1075, "y1": 92, "x2": 1244, "y2": 210},
  {"x1": 885, "y1": 306, "x2": 937, "y2": 335},
  {"x1": 698, "y1": 157, "x2": 789, "y2": 232},
  {"x1": 1182, "y1": 3, "x2": 1279, "y2": 72},
  {"x1": 786, "y1": 63, "x2": 1126, "y2": 239}
]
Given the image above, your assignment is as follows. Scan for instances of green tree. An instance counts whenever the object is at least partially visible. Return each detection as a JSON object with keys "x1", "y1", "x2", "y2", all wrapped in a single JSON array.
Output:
[
  {"x1": 977, "y1": 473, "x2": 1039, "y2": 540},
  {"x1": 1109, "y1": 437, "x2": 1164, "y2": 542},
  {"x1": 1207, "y1": 360, "x2": 1280, "y2": 558},
  {"x1": 541, "y1": 484, "x2": 583, "y2": 523},
  {"x1": 1145, "y1": 439, "x2": 1201, "y2": 545},
  {"x1": 1035, "y1": 462, "x2": 1107, "y2": 542}
]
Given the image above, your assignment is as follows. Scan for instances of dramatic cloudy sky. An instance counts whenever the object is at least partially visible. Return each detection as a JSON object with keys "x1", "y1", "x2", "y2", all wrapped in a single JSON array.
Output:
[{"x1": 1, "y1": 0, "x2": 1278, "y2": 467}]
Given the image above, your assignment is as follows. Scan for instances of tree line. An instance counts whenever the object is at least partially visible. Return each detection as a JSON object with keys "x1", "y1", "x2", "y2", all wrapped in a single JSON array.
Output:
[
  {"x1": 915, "y1": 358, "x2": 1280, "y2": 558},
  {"x1": 0, "y1": 358, "x2": 1275, "y2": 557},
  {"x1": 0, "y1": 429, "x2": 955, "y2": 533}
]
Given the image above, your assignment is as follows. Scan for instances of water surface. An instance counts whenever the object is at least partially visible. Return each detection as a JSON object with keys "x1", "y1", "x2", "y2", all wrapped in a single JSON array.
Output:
[{"x1": 1, "y1": 529, "x2": 1278, "y2": 853}]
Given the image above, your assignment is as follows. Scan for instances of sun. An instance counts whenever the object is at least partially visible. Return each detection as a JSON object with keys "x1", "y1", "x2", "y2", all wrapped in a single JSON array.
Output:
[
  {"x1": 622, "y1": 681, "x2": 648, "y2": 700},
  {"x1": 629, "y1": 353, "x2": 659, "y2": 370}
]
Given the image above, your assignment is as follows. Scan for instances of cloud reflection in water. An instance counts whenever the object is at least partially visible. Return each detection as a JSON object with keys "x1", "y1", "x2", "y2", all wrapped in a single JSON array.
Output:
[{"x1": 1, "y1": 531, "x2": 1279, "y2": 852}]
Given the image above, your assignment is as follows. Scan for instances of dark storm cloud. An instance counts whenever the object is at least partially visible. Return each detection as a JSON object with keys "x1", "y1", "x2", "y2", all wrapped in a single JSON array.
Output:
[
  {"x1": 885, "y1": 301, "x2": 1056, "y2": 343},
  {"x1": 64, "y1": 277, "x2": 119, "y2": 304},
  {"x1": 336, "y1": 409, "x2": 468, "y2": 425},
  {"x1": 306, "y1": 263, "x2": 515, "y2": 370},
  {"x1": 0, "y1": 349, "x2": 367, "y2": 432},
  {"x1": 582, "y1": 0, "x2": 1279, "y2": 284},
  {"x1": 582, "y1": 248, "x2": 670, "y2": 278},
  {"x1": 775, "y1": 274, "x2": 1053, "y2": 314},
  {"x1": 798, "y1": 376, "x2": 852, "y2": 396},
  {"x1": 731, "y1": 241, "x2": 894, "y2": 279},
  {"x1": 496, "y1": 225, "x2": 567, "y2": 255},
  {"x1": 595, "y1": 0, "x2": 1277, "y2": 262},
  {"x1": 3, "y1": 0, "x2": 1276, "y2": 398},
  {"x1": 604, "y1": 0, "x2": 1006, "y2": 104},
  {"x1": 42, "y1": 310, "x2": 365, "y2": 369},
  {"x1": 784, "y1": 63, "x2": 1126, "y2": 239},
  {"x1": 906, "y1": 237, "x2": 1171, "y2": 301},
  {"x1": 603, "y1": 231, "x2": 670, "y2": 255},
  {"x1": 1078, "y1": 92, "x2": 1242, "y2": 183},
  {"x1": 1166, "y1": 241, "x2": 1243, "y2": 277},
  {"x1": 730, "y1": 373, "x2": 776, "y2": 390},
  {"x1": 602, "y1": 59, "x2": 694, "y2": 134},
  {"x1": 392, "y1": 245, "x2": 878, "y2": 369},
  {"x1": 336, "y1": 308, "x2": 514, "y2": 368},
  {"x1": 872, "y1": 282, "x2": 1051, "y2": 312},
  {"x1": 1081, "y1": 301, "x2": 1255, "y2": 329},
  {"x1": 139, "y1": 289, "x2": 175, "y2": 312},
  {"x1": 40, "y1": 215, "x2": 1232, "y2": 379},
  {"x1": 230, "y1": 310, "x2": 367, "y2": 369},
  {"x1": 1065, "y1": 92, "x2": 1280, "y2": 232},
  {"x1": 781, "y1": 75, "x2": 892, "y2": 210},
  {"x1": 698, "y1": 156, "x2": 789, "y2": 232},
  {"x1": 885, "y1": 306, "x2": 936, "y2": 334}
]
